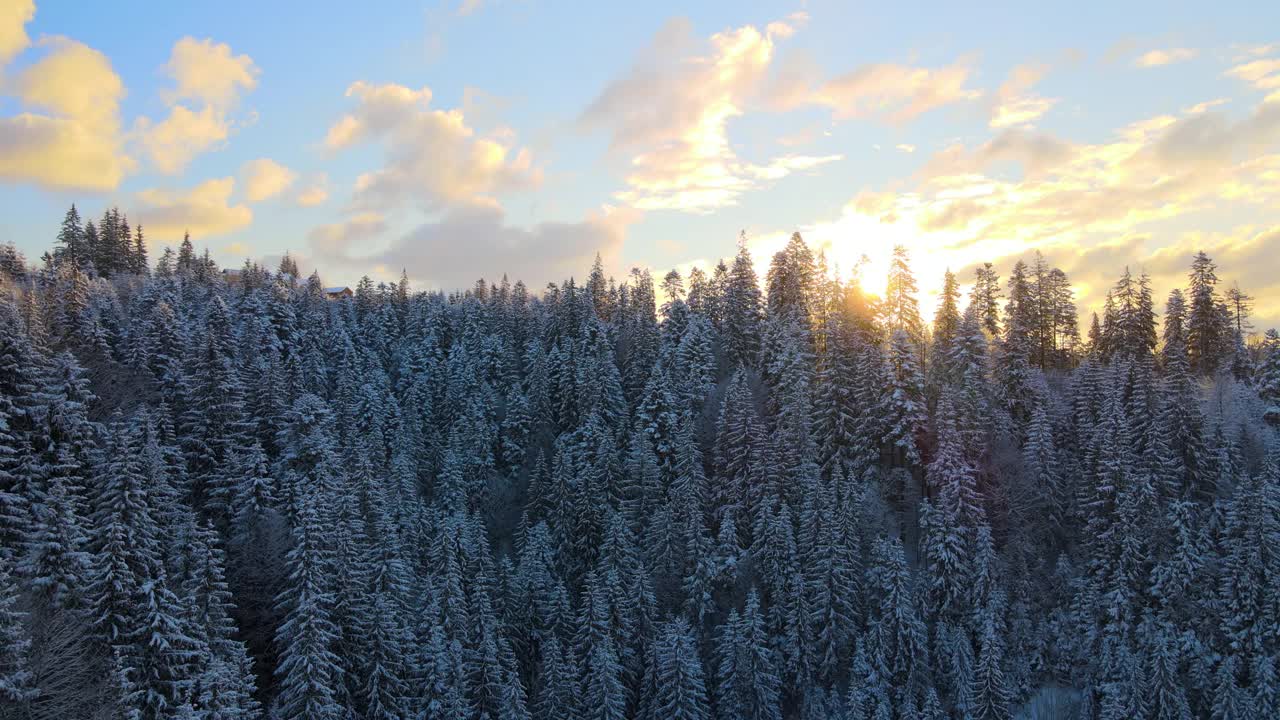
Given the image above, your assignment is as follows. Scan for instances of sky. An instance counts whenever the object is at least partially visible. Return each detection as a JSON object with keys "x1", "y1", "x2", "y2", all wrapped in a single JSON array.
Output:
[{"x1": 2, "y1": 0, "x2": 1279, "y2": 330}]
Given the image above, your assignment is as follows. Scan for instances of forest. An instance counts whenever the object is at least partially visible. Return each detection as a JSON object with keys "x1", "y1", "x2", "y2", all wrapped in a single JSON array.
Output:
[{"x1": 1, "y1": 204, "x2": 1279, "y2": 720}]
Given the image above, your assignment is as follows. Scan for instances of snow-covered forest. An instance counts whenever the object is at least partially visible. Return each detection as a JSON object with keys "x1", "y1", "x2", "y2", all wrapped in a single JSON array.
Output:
[{"x1": 2, "y1": 204, "x2": 1280, "y2": 720}]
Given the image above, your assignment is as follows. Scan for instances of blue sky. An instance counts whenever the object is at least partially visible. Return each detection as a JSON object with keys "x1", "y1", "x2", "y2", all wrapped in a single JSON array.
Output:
[{"x1": 2, "y1": 0, "x2": 1279, "y2": 327}]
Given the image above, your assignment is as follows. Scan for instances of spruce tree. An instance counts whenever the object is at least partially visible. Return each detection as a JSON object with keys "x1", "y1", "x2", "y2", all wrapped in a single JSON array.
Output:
[
  {"x1": 272, "y1": 494, "x2": 343, "y2": 720},
  {"x1": 648, "y1": 619, "x2": 710, "y2": 720},
  {"x1": 0, "y1": 557, "x2": 36, "y2": 712}
]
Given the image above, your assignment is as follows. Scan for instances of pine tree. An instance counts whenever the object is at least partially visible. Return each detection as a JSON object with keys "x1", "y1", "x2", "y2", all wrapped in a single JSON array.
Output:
[
  {"x1": 717, "y1": 591, "x2": 782, "y2": 720},
  {"x1": 930, "y1": 269, "x2": 962, "y2": 388},
  {"x1": 126, "y1": 571, "x2": 201, "y2": 719},
  {"x1": 22, "y1": 471, "x2": 93, "y2": 609},
  {"x1": 582, "y1": 635, "x2": 627, "y2": 720},
  {"x1": 722, "y1": 234, "x2": 763, "y2": 369},
  {"x1": 881, "y1": 245, "x2": 925, "y2": 356},
  {"x1": 971, "y1": 602, "x2": 1011, "y2": 720},
  {"x1": 531, "y1": 635, "x2": 576, "y2": 720},
  {"x1": 273, "y1": 494, "x2": 343, "y2": 720},
  {"x1": 1259, "y1": 328, "x2": 1280, "y2": 426},
  {"x1": 0, "y1": 557, "x2": 36, "y2": 712},
  {"x1": 55, "y1": 204, "x2": 86, "y2": 269},
  {"x1": 1187, "y1": 252, "x2": 1227, "y2": 375},
  {"x1": 1145, "y1": 628, "x2": 1192, "y2": 720},
  {"x1": 884, "y1": 328, "x2": 925, "y2": 467},
  {"x1": 867, "y1": 537, "x2": 927, "y2": 706},
  {"x1": 184, "y1": 521, "x2": 258, "y2": 718},
  {"x1": 765, "y1": 232, "x2": 815, "y2": 322},
  {"x1": 971, "y1": 263, "x2": 1002, "y2": 337},
  {"x1": 648, "y1": 619, "x2": 710, "y2": 720},
  {"x1": 1209, "y1": 655, "x2": 1247, "y2": 720}
]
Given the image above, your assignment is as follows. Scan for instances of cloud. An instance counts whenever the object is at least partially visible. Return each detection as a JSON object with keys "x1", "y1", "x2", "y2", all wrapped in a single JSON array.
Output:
[
  {"x1": 1102, "y1": 38, "x2": 1139, "y2": 65},
  {"x1": 296, "y1": 173, "x2": 329, "y2": 207},
  {"x1": 581, "y1": 16, "x2": 839, "y2": 213},
  {"x1": 896, "y1": 144, "x2": 916, "y2": 153},
  {"x1": 308, "y1": 203, "x2": 637, "y2": 288},
  {"x1": 135, "y1": 177, "x2": 252, "y2": 240},
  {"x1": 240, "y1": 158, "x2": 297, "y2": 202},
  {"x1": 0, "y1": 36, "x2": 133, "y2": 190},
  {"x1": 308, "y1": 212, "x2": 388, "y2": 261},
  {"x1": 162, "y1": 36, "x2": 259, "y2": 108},
  {"x1": 0, "y1": 0, "x2": 34, "y2": 66},
  {"x1": 1184, "y1": 98, "x2": 1229, "y2": 114},
  {"x1": 325, "y1": 81, "x2": 540, "y2": 211},
  {"x1": 807, "y1": 56, "x2": 981, "y2": 123},
  {"x1": 905, "y1": 99, "x2": 1280, "y2": 247},
  {"x1": 1134, "y1": 47, "x2": 1198, "y2": 68},
  {"x1": 134, "y1": 37, "x2": 259, "y2": 174},
  {"x1": 989, "y1": 63, "x2": 1056, "y2": 129},
  {"x1": 1226, "y1": 57, "x2": 1280, "y2": 101},
  {"x1": 133, "y1": 105, "x2": 229, "y2": 174},
  {"x1": 1142, "y1": 100, "x2": 1280, "y2": 171},
  {"x1": 739, "y1": 95, "x2": 1280, "y2": 321},
  {"x1": 921, "y1": 127, "x2": 1076, "y2": 179}
]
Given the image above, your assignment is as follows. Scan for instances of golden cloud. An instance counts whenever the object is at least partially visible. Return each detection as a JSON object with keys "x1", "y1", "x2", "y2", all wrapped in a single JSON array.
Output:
[
  {"x1": 989, "y1": 64, "x2": 1056, "y2": 129},
  {"x1": 135, "y1": 37, "x2": 259, "y2": 174},
  {"x1": 240, "y1": 157, "x2": 297, "y2": 202},
  {"x1": 325, "y1": 81, "x2": 540, "y2": 211},
  {"x1": 163, "y1": 36, "x2": 259, "y2": 108},
  {"x1": 133, "y1": 105, "x2": 228, "y2": 174},
  {"x1": 582, "y1": 16, "x2": 840, "y2": 212},
  {"x1": 810, "y1": 57, "x2": 981, "y2": 123},
  {"x1": 0, "y1": 0, "x2": 34, "y2": 66},
  {"x1": 0, "y1": 35, "x2": 133, "y2": 190},
  {"x1": 720, "y1": 95, "x2": 1280, "y2": 325},
  {"x1": 1134, "y1": 48, "x2": 1199, "y2": 68},
  {"x1": 135, "y1": 177, "x2": 252, "y2": 240},
  {"x1": 296, "y1": 173, "x2": 329, "y2": 207}
]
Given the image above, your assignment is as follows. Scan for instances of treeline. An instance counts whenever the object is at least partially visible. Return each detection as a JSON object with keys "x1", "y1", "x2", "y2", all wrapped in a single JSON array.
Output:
[{"x1": 0, "y1": 209, "x2": 1278, "y2": 720}]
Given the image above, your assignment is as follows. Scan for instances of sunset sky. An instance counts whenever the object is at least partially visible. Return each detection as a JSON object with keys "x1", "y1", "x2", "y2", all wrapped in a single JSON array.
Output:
[{"x1": 2, "y1": 0, "x2": 1279, "y2": 329}]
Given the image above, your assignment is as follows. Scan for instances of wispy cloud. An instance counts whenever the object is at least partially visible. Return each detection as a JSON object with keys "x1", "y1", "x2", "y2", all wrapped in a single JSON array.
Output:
[
  {"x1": 1134, "y1": 47, "x2": 1199, "y2": 68},
  {"x1": 989, "y1": 63, "x2": 1057, "y2": 129},
  {"x1": 1226, "y1": 55, "x2": 1280, "y2": 101},
  {"x1": 729, "y1": 95, "x2": 1280, "y2": 321},
  {"x1": 581, "y1": 15, "x2": 839, "y2": 213}
]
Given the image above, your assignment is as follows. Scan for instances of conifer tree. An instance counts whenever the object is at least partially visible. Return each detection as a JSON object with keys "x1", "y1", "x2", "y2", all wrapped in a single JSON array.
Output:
[
  {"x1": 1187, "y1": 252, "x2": 1228, "y2": 375},
  {"x1": 273, "y1": 494, "x2": 343, "y2": 720},
  {"x1": 0, "y1": 557, "x2": 36, "y2": 712},
  {"x1": 722, "y1": 234, "x2": 763, "y2": 368},
  {"x1": 648, "y1": 619, "x2": 710, "y2": 720}
]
